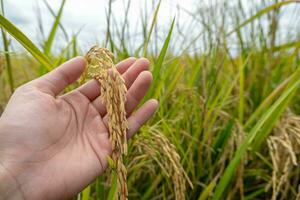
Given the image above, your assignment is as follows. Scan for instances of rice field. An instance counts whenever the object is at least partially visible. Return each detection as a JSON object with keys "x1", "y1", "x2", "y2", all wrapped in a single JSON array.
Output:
[{"x1": 1, "y1": 0, "x2": 300, "y2": 199}]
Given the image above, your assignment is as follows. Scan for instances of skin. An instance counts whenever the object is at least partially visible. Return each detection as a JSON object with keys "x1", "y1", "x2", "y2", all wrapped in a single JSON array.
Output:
[{"x1": 0, "y1": 57, "x2": 158, "y2": 200}]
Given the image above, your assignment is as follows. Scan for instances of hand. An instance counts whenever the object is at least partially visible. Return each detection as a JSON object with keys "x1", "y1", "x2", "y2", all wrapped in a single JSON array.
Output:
[{"x1": 0, "y1": 57, "x2": 158, "y2": 200}]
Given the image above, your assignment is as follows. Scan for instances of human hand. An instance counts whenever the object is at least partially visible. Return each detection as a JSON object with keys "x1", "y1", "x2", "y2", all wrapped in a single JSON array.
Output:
[{"x1": 0, "y1": 57, "x2": 158, "y2": 200}]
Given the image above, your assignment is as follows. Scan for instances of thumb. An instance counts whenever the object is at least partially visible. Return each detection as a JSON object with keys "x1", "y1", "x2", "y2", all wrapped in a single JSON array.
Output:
[{"x1": 31, "y1": 56, "x2": 86, "y2": 96}]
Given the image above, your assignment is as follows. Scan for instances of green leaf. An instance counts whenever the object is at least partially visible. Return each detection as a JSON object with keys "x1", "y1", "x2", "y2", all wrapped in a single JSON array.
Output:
[
  {"x1": 273, "y1": 39, "x2": 300, "y2": 52},
  {"x1": 107, "y1": 172, "x2": 118, "y2": 200},
  {"x1": 227, "y1": 1, "x2": 299, "y2": 36},
  {"x1": 43, "y1": 0, "x2": 69, "y2": 42},
  {"x1": 107, "y1": 155, "x2": 116, "y2": 169},
  {"x1": 143, "y1": 0, "x2": 161, "y2": 57},
  {"x1": 212, "y1": 69, "x2": 300, "y2": 199},
  {"x1": 0, "y1": 14, "x2": 52, "y2": 70},
  {"x1": 198, "y1": 181, "x2": 215, "y2": 200},
  {"x1": 153, "y1": 18, "x2": 175, "y2": 83},
  {"x1": 0, "y1": 0, "x2": 14, "y2": 92},
  {"x1": 212, "y1": 120, "x2": 234, "y2": 154},
  {"x1": 145, "y1": 17, "x2": 175, "y2": 100},
  {"x1": 43, "y1": 0, "x2": 67, "y2": 56},
  {"x1": 81, "y1": 185, "x2": 91, "y2": 200}
]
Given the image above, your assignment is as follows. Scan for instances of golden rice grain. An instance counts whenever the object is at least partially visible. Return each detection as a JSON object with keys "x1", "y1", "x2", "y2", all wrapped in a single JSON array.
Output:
[
  {"x1": 267, "y1": 110, "x2": 300, "y2": 200},
  {"x1": 85, "y1": 46, "x2": 128, "y2": 200},
  {"x1": 132, "y1": 125, "x2": 193, "y2": 200}
]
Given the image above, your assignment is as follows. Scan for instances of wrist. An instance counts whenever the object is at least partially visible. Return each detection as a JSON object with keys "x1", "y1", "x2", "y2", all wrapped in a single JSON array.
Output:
[
  {"x1": 0, "y1": 121, "x2": 25, "y2": 199},
  {"x1": 0, "y1": 163, "x2": 24, "y2": 200}
]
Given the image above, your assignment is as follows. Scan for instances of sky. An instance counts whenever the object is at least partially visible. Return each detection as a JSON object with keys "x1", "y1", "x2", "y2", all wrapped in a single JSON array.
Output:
[
  {"x1": 3, "y1": 0, "x2": 300, "y2": 55},
  {"x1": 4, "y1": 0, "x2": 196, "y2": 52}
]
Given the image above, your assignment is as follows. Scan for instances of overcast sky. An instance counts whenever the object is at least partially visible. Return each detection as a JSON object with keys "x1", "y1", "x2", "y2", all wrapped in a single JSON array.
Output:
[
  {"x1": 4, "y1": 0, "x2": 198, "y2": 52},
  {"x1": 3, "y1": 0, "x2": 300, "y2": 55}
]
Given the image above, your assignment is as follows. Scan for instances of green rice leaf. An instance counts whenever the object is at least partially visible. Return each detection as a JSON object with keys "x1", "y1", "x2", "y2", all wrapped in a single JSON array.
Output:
[
  {"x1": 145, "y1": 18, "x2": 175, "y2": 100},
  {"x1": 143, "y1": 0, "x2": 161, "y2": 57},
  {"x1": 43, "y1": 0, "x2": 67, "y2": 56},
  {"x1": 81, "y1": 185, "x2": 91, "y2": 200},
  {"x1": 107, "y1": 172, "x2": 118, "y2": 200},
  {"x1": 227, "y1": 1, "x2": 299, "y2": 35},
  {"x1": 0, "y1": 14, "x2": 52, "y2": 70},
  {"x1": 0, "y1": 0, "x2": 14, "y2": 92},
  {"x1": 212, "y1": 69, "x2": 300, "y2": 199}
]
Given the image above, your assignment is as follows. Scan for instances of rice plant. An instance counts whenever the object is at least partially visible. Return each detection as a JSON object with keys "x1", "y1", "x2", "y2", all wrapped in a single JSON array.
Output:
[
  {"x1": 1, "y1": 0, "x2": 300, "y2": 199},
  {"x1": 85, "y1": 46, "x2": 129, "y2": 199}
]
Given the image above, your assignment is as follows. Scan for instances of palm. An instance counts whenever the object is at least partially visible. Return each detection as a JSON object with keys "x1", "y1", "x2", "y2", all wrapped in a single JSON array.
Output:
[{"x1": 0, "y1": 57, "x2": 158, "y2": 199}]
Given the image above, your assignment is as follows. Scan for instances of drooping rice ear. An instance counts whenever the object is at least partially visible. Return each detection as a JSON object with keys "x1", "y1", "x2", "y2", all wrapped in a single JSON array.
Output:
[{"x1": 85, "y1": 46, "x2": 128, "y2": 200}]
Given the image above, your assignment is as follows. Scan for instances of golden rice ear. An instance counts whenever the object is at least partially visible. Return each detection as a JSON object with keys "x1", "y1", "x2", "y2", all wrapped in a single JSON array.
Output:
[
  {"x1": 85, "y1": 46, "x2": 128, "y2": 200},
  {"x1": 267, "y1": 111, "x2": 300, "y2": 200},
  {"x1": 132, "y1": 129, "x2": 193, "y2": 200}
]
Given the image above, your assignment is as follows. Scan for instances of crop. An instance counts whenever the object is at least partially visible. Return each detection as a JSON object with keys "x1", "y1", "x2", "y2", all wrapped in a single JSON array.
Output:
[
  {"x1": 84, "y1": 45, "x2": 190, "y2": 200},
  {"x1": 1, "y1": 0, "x2": 300, "y2": 199},
  {"x1": 131, "y1": 126, "x2": 193, "y2": 200},
  {"x1": 267, "y1": 111, "x2": 300, "y2": 200},
  {"x1": 85, "y1": 46, "x2": 128, "y2": 199}
]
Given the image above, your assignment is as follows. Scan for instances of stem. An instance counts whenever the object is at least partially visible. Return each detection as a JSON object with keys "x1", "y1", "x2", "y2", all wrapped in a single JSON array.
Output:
[{"x1": 0, "y1": 0, "x2": 14, "y2": 93}]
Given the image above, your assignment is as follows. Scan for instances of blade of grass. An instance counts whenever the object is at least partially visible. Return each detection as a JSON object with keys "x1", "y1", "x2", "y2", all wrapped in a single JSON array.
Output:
[
  {"x1": 145, "y1": 18, "x2": 175, "y2": 100},
  {"x1": 96, "y1": 176, "x2": 105, "y2": 200},
  {"x1": 119, "y1": 0, "x2": 131, "y2": 56},
  {"x1": 143, "y1": 0, "x2": 161, "y2": 57},
  {"x1": 245, "y1": 44, "x2": 300, "y2": 128},
  {"x1": 244, "y1": 188, "x2": 265, "y2": 200},
  {"x1": 0, "y1": 15, "x2": 52, "y2": 70},
  {"x1": 141, "y1": 175, "x2": 162, "y2": 200},
  {"x1": 0, "y1": 0, "x2": 13, "y2": 92},
  {"x1": 81, "y1": 185, "x2": 91, "y2": 200},
  {"x1": 238, "y1": 58, "x2": 245, "y2": 123},
  {"x1": 72, "y1": 35, "x2": 78, "y2": 57},
  {"x1": 43, "y1": 0, "x2": 67, "y2": 56},
  {"x1": 53, "y1": 28, "x2": 83, "y2": 67},
  {"x1": 227, "y1": 1, "x2": 300, "y2": 36},
  {"x1": 107, "y1": 172, "x2": 117, "y2": 200},
  {"x1": 212, "y1": 120, "x2": 234, "y2": 156},
  {"x1": 273, "y1": 39, "x2": 300, "y2": 52},
  {"x1": 213, "y1": 68, "x2": 300, "y2": 199},
  {"x1": 36, "y1": 1, "x2": 46, "y2": 42},
  {"x1": 105, "y1": 0, "x2": 113, "y2": 50},
  {"x1": 43, "y1": 0, "x2": 69, "y2": 42},
  {"x1": 251, "y1": 89, "x2": 296, "y2": 150},
  {"x1": 198, "y1": 181, "x2": 215, "y2": 200}
]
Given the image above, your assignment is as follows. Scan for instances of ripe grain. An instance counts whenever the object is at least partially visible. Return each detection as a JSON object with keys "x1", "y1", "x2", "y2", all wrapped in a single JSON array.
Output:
[{"x1": 85, "y1": 46, "x2": 128, "y2": 200}]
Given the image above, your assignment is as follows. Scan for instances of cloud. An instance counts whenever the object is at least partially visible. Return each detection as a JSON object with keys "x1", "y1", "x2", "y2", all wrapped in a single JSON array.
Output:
[{"x1": 4, "y1": 1, "x2": 31, "y2": 26}]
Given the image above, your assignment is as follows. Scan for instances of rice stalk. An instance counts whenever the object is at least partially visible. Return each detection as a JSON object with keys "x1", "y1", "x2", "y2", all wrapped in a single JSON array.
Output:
[
  {"x1": 131, "y1": 126, "x2": 193, "y2": 200},
  {"x1": 0, "y1": 0, "x2": 14, "y2": 92},
  {"x1": 266, "y1": 110, "x2": 300, "y2": 200},
  {"x1": 216, "y1": 121, "x2": 246, "y2": 200},
  {"x1": 296, "y1": 185, "x2": 300, "y2": 200},
  {"x1": 85, "y1": 46, "x2": 128, "y2": 200},
  {"x1": 0, "y1": 54, "x2": 4, "y2": 75},
  {"x1": 231, "y1": 124, "x2": 246, "y2": 199}
]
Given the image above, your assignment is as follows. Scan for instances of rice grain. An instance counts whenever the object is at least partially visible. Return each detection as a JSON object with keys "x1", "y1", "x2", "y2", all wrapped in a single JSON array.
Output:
[{"x1": 85, "y1": 46, "x2": 128, "y2": 200}]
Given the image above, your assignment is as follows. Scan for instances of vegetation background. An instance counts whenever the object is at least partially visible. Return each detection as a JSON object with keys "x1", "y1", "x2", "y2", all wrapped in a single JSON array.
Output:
[{"x1": 0, "y1": 0, "x2": 300, "y2": 199}]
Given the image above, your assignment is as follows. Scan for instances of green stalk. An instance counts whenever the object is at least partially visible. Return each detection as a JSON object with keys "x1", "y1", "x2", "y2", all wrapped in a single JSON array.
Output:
[
  {"x1": 0, "y1": 15, "x2": 52, "y2": 70},
  {"x1": 213, "y1": 66, "x2": 300, "y2": 199},
  {"x1": 227, "y1": 1, "x2": 300, "y2": 36},
  {"x1": 145, "y1": 18, "x2": 175, "y2": 100},
  {"x1": 0, "y1": 0, "x2": 14, "y2": 92},
  {"x1": 43, "y1": 0, "x2": 66, "y2": 56},
  {"x1": 238, "y1": 58, "x2": 245, "y2": 123},
  {"x1": 43, "y1": 0, "x2": 69, "y2": 42},
  {"x1": 143, "y1": 0, "x2": 161, "y2": 57},
  {"x1": 81, "y1": 185, "x2": 91, "y2": 200}
]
